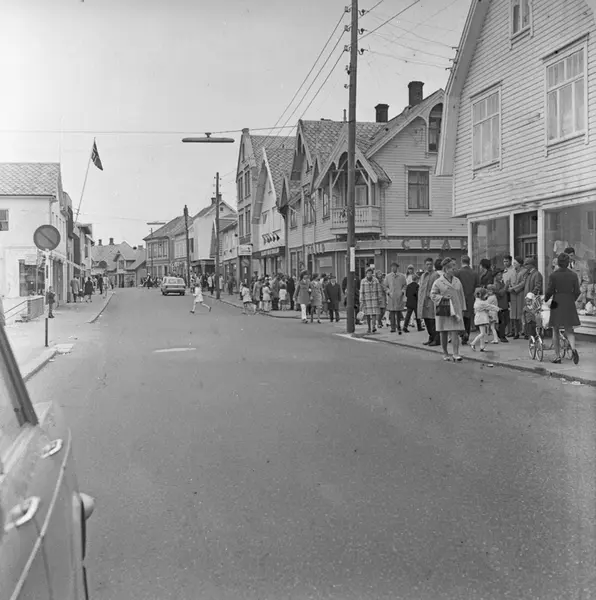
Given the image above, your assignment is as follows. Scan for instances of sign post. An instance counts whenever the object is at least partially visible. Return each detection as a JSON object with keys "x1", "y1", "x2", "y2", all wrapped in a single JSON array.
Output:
[{"x1": 33, "y1": 225, "x2": 61, "y2": 347}]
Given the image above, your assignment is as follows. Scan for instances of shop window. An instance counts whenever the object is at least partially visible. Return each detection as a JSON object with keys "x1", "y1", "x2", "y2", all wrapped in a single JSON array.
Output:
[
  {"x1": 19, "y1": 260, "x2": 45, "y2": 297},
  {"x1": 471, "y1": 217, "x2": 510, "y2": 268},
  {"x1": 546, "y1": 46, "x2": 586, "y2": 144},
  {"x1": 544, "y1": 202, "x2": 596, "y2": 315},
  {"x1": 472, "y1": 88, "x2": 501, "y2": 169}
]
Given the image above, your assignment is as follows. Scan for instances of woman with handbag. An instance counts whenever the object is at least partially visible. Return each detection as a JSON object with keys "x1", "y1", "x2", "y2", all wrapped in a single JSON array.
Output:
[
  {"x1": 545, "y1": 252, "x2": 581, "y2": 365},
  {"x1": 430, "y1": 257, "x2": 466, "y2": 362}
]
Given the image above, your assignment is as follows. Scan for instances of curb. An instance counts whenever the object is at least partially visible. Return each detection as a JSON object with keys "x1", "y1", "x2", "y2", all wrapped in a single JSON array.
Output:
[
  {"x1": 218, "y1": 297, "x2": 302, "y2": 319},
  {"x1": 358, "y1": 333, "x2": 596, "y2": 387},
  {"x1": 87, "y1": 292, "x2": 115, "y2": 324},
  {"x1": 22, "y1": 348, "x2": 58, "y2": 383}
]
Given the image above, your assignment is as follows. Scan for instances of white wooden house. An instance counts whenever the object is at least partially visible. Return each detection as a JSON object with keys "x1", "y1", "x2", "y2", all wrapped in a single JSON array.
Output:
[{"x1": 437, "y1": 0, "x2": 596, "y2": 332}]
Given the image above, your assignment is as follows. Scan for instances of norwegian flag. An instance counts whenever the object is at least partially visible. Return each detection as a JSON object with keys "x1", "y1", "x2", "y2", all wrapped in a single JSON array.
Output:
[{"x1": 91, "y1": 141, "x2": 103, "y2": 171}]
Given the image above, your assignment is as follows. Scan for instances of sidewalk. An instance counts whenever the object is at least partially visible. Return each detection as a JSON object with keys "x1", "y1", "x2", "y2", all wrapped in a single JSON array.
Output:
[
  {"x1": 4, "y1": 291, "x2": 115, "y2": 382},
  {"x1": 217, "y1": 294, "x2": 596, "y2": 386}
]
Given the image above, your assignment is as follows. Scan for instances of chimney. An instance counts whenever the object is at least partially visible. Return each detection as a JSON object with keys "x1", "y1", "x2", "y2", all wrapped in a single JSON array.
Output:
[
  {"x1": 408, "y1": 81, "x2": 424, "y2": 107},
  {"x1": 109, "y1": 238, "x2": 114, "y2": 245},
  {"x1": 242, "y1": 127, "x2": 249, "y2": 134},
  {"x1": 375, "y1": 103, "x2": 389, "y2": 123},
  {"x1": 137, "y1": 244, "x2": 143, "y2": 250},
  {"x1": 98, "y1": 239, "x2": 103, "y2": 246}
]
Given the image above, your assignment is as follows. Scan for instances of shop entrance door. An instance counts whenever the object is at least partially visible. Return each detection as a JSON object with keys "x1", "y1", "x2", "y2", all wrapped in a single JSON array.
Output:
[{"x1": 514, "y1": 211, "x2": 538, "y2": 260}]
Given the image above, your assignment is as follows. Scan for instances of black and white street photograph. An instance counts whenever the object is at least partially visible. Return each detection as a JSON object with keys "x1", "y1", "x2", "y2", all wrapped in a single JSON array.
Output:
[{"x1": 1, "y1": 0, "x2": 596, "y2": 598}]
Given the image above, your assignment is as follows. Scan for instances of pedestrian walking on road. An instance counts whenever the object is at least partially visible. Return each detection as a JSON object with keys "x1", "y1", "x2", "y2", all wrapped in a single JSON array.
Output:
[
  {"x1": 241, "y1": 282, "x2": 255, "y2": 315},
  {"x1": 294, "y1": 271, "x2": 311, "y2": 323},
  {"x1": 84, "y1": 277, "x2": 94, "y2": 302},
  {"x1": 360, "y1": 268, "x2": 383, "y2": 334},
  {"x1": 190, "y1": 283, "x2": 211, "y2": 314},
  {"x1": 97, "y1": 274, "x2": 104, "y2": 296},
  {"x1": 325, "y1": 275, "x2": 341, "y2": 322},
  {"x1": 455, "y1": 255, "x2": 478, "y2": 344},
  {"x1": 310, "y1": 274, "x2": 324, "y2": 323},
  {"x1": 262, "y1": 281, "x2": 272, "y2": 313},
  {"x1": 546, "y1": 252, "x2": 581, "y2": 365},
  {"x1": 376, "y1": 271, "x2": 387, "y2": 329},
  {"x1": 430, "y1": 258, "x2": 466, "y2": 361},
  {"x1": 207, "y1": 274, "x2": 214, "y2": 295},
  {"x1": 286, "y1": 275, "x2": 296, "y2": 311},
  {"x1": 279, "y1": 279, "x2": 288, "y2": 311},
  {"x1": 70, "y1": 276, "x2": 80, "y2": 303},
  {"x1": 384, "y1": 262, "x2": 407, "y2": 334}
]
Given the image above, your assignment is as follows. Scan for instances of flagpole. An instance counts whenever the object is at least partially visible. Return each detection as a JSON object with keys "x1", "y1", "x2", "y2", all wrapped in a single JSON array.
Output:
[{"x1": 74, "y1": 139, "x2": 94, "y2": 223}]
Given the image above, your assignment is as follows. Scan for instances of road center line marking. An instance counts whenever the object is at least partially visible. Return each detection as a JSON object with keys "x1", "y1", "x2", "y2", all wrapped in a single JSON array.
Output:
[{"x1": 153, "y1": 347, "x2": 197, "y2": 353}]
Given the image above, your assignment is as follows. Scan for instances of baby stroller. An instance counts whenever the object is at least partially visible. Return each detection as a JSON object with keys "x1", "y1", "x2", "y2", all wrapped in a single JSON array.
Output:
[{"x1": 528, "y1": 295, "x2": 573, "y2": 361}]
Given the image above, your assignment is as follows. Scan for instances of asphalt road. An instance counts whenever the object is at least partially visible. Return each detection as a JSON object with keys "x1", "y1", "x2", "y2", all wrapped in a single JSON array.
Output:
[{"x1": 26, "y1": 288, "x2": 596, "y2": 600}]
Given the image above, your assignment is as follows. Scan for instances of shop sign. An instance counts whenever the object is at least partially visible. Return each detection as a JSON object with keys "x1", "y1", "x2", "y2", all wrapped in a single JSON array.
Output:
[
  {"x1": 238, "y1": 244, "x2": 253, "y2": 256},
  {"x1": 308, "y1": 243, "x2": 326, "y2": 255},
  {"x1": 261, "y1": 247, "x2": 284, "y2": 257},
  {"x1": 24, "y1": 253, "x2": 38, "y2": 265}
]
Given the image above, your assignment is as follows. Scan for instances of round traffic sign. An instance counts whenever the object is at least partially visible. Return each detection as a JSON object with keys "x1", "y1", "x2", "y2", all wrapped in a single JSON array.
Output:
[{"x1": 33, "y1": 225, "x2": 61, "y2": 251}]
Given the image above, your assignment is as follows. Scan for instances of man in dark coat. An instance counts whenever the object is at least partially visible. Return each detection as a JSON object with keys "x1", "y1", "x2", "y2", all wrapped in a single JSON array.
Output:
[
  {"x1": 455, "y1": 255, "x2": 479, "y2": 343},
  {"x1": 325, "y1": 275, "x2": 342, "y2": 322},
  {"x1": 286, "y1": 275, "x2": 296, "y2": 311}
]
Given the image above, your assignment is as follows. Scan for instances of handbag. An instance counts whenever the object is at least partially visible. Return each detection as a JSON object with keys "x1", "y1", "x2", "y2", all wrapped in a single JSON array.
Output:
[{"x1": 436, "y1": 297, "x2": 451, "y2": 317}]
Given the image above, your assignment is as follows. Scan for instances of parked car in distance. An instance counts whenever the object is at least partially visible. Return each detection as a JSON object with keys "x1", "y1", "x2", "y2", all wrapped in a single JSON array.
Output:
[
  {"x1": 161, "y1": 277, "x2": 186, "y2": 296},
  {"x1": 0, "y1": 323, "x2": 95, "y2": 599}
]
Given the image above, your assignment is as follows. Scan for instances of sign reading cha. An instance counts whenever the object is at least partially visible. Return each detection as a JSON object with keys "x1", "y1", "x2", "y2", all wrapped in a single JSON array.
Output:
[{"x1": 238, "y1": 244, "x2": 252, "y2": 256}]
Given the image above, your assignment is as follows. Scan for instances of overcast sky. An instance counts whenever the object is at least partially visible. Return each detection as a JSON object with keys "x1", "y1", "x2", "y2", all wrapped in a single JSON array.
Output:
[{"x1": 0, "y1": 0, "x2": 469, "y2": 245}]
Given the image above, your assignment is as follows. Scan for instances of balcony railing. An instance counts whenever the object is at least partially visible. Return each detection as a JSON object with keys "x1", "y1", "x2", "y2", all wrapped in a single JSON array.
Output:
[{"x1": 330, "y1": 205, "x2": 381, "y2": 231}]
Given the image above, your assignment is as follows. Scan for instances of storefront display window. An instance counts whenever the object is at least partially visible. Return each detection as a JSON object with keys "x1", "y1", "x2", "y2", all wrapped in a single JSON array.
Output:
[
  {"x1": 471, "y1": 217, "x2": 510, "y2": 268},
  {"x1": 19, "y1": 260, "x2": 45, "y2": 297},
  {"x1": 544, "y1": 201, "x2": 596, "y2": 316}
]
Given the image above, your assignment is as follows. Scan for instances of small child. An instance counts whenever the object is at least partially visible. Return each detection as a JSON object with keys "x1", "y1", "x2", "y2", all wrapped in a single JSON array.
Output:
[
  {"x1": 261, "y1": 282, "x2": 271, "y2": 313},
  {"x1": 485, "y1": 284, "x2": 500, "y2": 344},
  {"x1": 279, "y1": 280, "x2": 288, "y2": 311},
  {"x1": 190, "y1": 283, "x2": 211, "y2": 314},
  {"x1": 470, "y1": 287, "x2": 499, "y2": 351},
  {"x1": 241, "y1": 282, "x2": 255, "y2": 315},
  {"x1": 522, "y1": 292, "x2": 542, "y2": 338}
]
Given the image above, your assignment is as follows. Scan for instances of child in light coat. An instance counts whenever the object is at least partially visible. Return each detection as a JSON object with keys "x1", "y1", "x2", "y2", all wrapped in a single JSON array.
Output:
[
  {"x1": 470, "y1": 287, "x2": 499, "y2": 351},
  {"x1": 262, "y1": 282, "x2": 271, "y2": 313},
  {"x1": 190, "y1": 282, "x2": 211, "y2": 314},
  {"x1": 486, "y1": 283, "x2": 500, "y2": 344},
  {"x1": 241, "y1": 282, "x2": 255, "y2": 315}
]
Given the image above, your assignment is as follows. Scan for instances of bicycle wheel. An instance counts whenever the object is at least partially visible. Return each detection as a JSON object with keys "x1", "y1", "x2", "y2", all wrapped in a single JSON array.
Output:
[
  {"x1": 536, "y1": 337, "x2": 544, "y2": 362},
  {"x1": 562, "y1": 336, "x2": 573, "y2": 360},
  {"x1": 528, "y1": 336, "x2": 537, "y2": 360}
]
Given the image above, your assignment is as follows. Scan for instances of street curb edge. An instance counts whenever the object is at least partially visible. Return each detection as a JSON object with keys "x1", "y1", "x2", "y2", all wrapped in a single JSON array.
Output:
[
  {"x1": 22, "y1": 348, "x2": 58, "y2": 383},
  {"x1": 87, "y1": 292, "x2": 115, "y2": 324},
  {"x1": 217, "y1": 298, "x2": 301, "y2": 319},
  {"x1": 361, "y1": 334, "x2": 596, "y2": 388}
]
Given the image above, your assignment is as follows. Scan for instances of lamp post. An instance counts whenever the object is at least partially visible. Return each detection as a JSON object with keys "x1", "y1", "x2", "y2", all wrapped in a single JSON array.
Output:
[
  {"x1": 182, "y1": 134, "x2": 234, "y2": 301},
  {"x1": 147, "y1": 221, "x2": 166, "y2": 280}
]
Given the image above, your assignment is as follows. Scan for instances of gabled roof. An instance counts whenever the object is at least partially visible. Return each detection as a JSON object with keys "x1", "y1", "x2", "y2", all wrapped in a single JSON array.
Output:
[
  {"x1": 436, "y1": 0, "x2": 490, "y2": 176},
  {"x1": 143, "y1": 215, "x2": 185, "y2": 241},
  {"x1": 129, "y1": 248, "x2": 147, "y2": 271},
  {"x1": 298, "y1": 120, "x2": 346, "y2": 168},
  {"x1": 112, "y1": 242, "x2": 137, "y2": 262},
  {"x1": 366, "y1": 88, "x2": 444, "y2": 156},
  {"x1": 193, "y1": 199, "x2": 236, "y2": 220},
  {"x1": 0, "y1": 162, "x2": 61, "y2": 196},
  {"x1": 220, "y1": 218, "x2": 237, "y2": 233},
  {"x1": 92, "y1": 241, "x2": 133, "y2": 265}
]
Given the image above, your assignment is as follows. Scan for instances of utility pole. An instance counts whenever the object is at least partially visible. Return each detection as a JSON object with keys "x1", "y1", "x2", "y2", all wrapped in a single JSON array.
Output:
[
  {"x1": 183, "y1": 204, "x2": 191, "y2": 287},
  {"x1": 215, "y1": 172, "x2": 221, "y2": 300},
  {"x1": 150, "y1": 228, "x2": 154, "y2": 278},
  {"x1": 346, "y1": 0, "x2": 358, "y2": 334}
]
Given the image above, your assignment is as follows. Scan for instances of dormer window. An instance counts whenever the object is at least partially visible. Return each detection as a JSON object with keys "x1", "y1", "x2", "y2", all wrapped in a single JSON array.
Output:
[
  {"x1": 428, "y1": 104, "x2": 443, "y2": 152},
  {"x1": 511, "y1": 0, "x2": 531, "y2": 37}
]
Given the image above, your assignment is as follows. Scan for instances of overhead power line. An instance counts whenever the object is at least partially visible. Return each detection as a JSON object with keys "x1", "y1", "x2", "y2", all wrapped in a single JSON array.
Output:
[
  {"x1": 359, "y1": 0, "x2": 422, "y2": 41},
  {"x1": 370, "y1": 30, "x2": 454, "y2": 60},
  {"x1": 0, "y1": 125, "x2": 297, "y2": 135}
]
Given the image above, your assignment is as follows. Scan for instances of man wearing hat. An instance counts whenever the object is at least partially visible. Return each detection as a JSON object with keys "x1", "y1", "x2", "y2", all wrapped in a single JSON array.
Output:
[{"x1": 325, "y1": 274, "x2": 342, "y2": 322}]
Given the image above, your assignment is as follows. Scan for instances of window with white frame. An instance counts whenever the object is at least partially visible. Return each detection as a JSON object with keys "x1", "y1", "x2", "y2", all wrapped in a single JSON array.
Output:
[
  {"x1": 245, "y1": 208, "x2": 251, "y2": 234},
  {"x1": 511, "y1": 0, "x2": 531, "y2": 36},
  {"x1": 239, "y1": 211, "x2": 245, "y2": 237},
  {"x1": 237, "y1": 178, "x2": 243, "y2": 202},
  {"x1": 262, "y1": 210, "x2": 268, "y2": 224},
  {"x1": 407, "y1": 170, "x2": 430, "y2": 211},
  {"x1": 290, "y1": 206, "x2": 297, "y2": 228},
  {"x1": 244, "y1": 171, "x2": 251, "y2": 197},
  {"x1": 0, "y1": 209, "x2": 9, "y2": 231},
  {"x1": 546, "y1": 46, "x2": 586, "y2": 143},
  {"x1": 472, "y1": 89, "x2": 501, "y2": 168},
  {"x1": 355, "y1": 185, "x2": 368, "y2": 206},
  {"x1": 322, "y1": 191, "x2": 330, "y2": 218}
]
